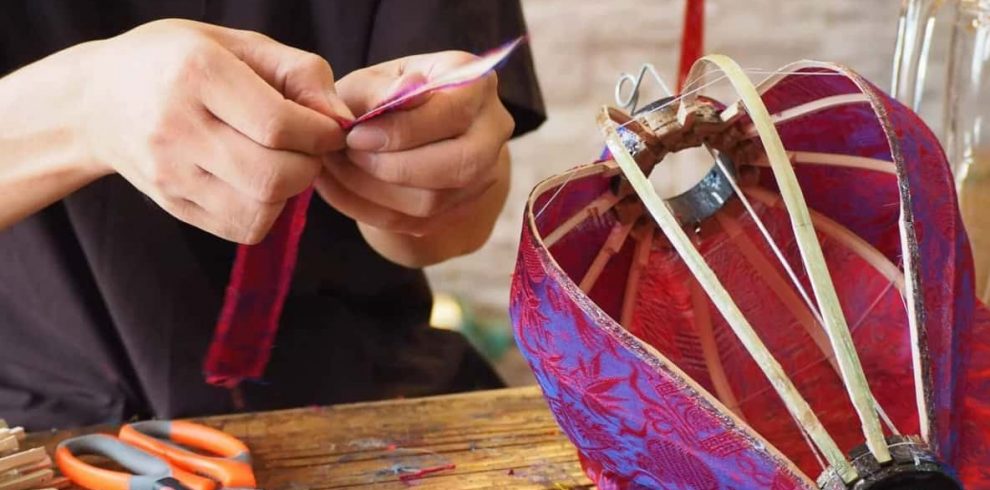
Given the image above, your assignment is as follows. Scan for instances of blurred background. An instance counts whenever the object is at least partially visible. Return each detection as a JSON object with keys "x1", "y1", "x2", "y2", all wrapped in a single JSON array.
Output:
[{"x1": 424, "y1": 0, "x2": 954, "y2": 385}]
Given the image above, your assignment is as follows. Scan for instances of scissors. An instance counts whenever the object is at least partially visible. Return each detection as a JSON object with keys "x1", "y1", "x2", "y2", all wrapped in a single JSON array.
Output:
[{"x1": 55, "y1": 421, "x2": 256, "y2": 490}]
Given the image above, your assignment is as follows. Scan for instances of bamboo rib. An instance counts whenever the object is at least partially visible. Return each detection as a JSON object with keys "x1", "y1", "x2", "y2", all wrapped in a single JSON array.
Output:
[
  {"x1": 749, "y1": 151, "x2": 897, "y2": 175},
  {"x1": 689, "y1": 277, "x2": 746, "y2": 420},
  {"x1": 682, "y1": 55, "x2": 891, "y2": 466},
  {"x1": 738, "y1": 93, "x2": 870, "y2": 138},
  {"x1": 579, "y1": 219, "x2": 638, "y2": 293},
  {"x1": 602, "y1": 115, "x2": 857, "y2": 482},
  {"x1": 543, "y1": 191, "x2": 628, "y2": 248},
  {"x1": 621, "y1": 225, "x2": 653, "y2": 329}
]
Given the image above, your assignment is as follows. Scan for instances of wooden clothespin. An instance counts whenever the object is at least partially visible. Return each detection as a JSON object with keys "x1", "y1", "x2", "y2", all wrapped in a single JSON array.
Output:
[
  {"x1": 0, "y1": 426, "x2": 60, "y2": 490},
  {"x1": 0, "y1": 468, "x2": 54, "y2": 490}
]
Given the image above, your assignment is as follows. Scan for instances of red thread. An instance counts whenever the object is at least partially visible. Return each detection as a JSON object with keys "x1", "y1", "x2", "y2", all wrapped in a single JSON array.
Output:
[{"x1": 398, "y1": 463, "x2": 456, "y2": 483}]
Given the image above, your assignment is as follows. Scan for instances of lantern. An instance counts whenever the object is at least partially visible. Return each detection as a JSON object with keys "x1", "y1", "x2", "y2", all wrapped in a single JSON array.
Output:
[{"x1": 510, "y1": 55, "x2": 990, "y2": 488}]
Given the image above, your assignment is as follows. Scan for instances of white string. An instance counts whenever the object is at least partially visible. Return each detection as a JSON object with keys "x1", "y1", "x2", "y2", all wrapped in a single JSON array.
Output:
[
  {"x1": 534, "y1": 170, "x2": 581, "y2": 220},
  {"x1": 615, "y1": 69, "x2": 848, "y2": 132},
  {"x1": 790, "y1": 404, "x2": 829, "y2": 472}
]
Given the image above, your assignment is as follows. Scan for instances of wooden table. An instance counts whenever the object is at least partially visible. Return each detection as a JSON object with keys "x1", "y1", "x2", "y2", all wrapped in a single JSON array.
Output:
[{"x1": 27, "y1": 386, "x2": 593, "y2": 489}]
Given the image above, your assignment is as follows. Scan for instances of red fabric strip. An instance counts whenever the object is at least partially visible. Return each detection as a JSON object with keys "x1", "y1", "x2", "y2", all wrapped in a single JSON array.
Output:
[
  {"x1": 203, "y1": 187, "x2": 315, "y2": 388},
  {"x1": 676, "y1": 0, "x2": 705, "y2": 93}
]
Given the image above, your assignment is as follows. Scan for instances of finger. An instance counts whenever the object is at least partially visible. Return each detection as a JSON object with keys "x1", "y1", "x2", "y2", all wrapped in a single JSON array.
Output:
[
  {"x1": 337, "y1": 51, "x2": 478, "y2": 116},
  {"x1": 314, "y1": 167, "x2": 430, "y2": 235},
  {"x1": 151, "y1": 193, "x2": 252, "y2": 244},
  {"x1": 336, "y1": 62, "x2": 408, "y2": 116},
  {"x1": 203, "y1": 25, "x2": 354, "y2": 121},
  {"x1": 198, "y1": 45, "x2": 346, "y2": 154},
  {"x1": 345, "y1": 99, "x2": 513, "y2": 189},
  {"x1": 201, "y1": 116, "x2": 323, "y2": 203},
  {"x1": 182, "y1": 166, "x2": 285, "y2": 244},
  {"x1": 322, "y1": 153, "x2": 491, "y2": 218},
  {"x1": 346, "y1": 75, "x2": 489, "y2": 152}
]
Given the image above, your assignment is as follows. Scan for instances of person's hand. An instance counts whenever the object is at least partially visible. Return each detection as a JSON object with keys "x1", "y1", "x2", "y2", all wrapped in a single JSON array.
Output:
[
  {"x1": 317, "y1": 51, "x2": 514, "y2": 243},
  {"x1": 81, "y1": 19, "x2": 352, "y2": 243}
]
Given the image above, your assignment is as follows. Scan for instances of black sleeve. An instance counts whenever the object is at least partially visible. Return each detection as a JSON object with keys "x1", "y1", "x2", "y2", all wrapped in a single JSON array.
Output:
[{"x1": 365, "y1": 0, "x2": 546, "y2": 138}]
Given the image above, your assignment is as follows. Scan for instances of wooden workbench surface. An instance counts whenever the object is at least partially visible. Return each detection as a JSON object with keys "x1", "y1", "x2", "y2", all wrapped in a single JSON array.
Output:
[{"x1": 28, "y1": 386, "x2": 593, "y2": 489}]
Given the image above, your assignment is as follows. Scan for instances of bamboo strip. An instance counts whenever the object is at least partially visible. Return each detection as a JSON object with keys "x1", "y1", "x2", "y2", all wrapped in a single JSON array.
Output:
[
  {"x1": 683, "y1": 55, "x2": 890, "y2": 466},
  {"x1": 601, "y1": 112, "x2": 856, "y2": 482},
  {"x1": 579, "y1": 220, "x2": 637, "y2": 293},
  {"x1": 543, "y1": 191, "x2": 628, "y2": 248},
  {"x1": 621, "y1": 226, "x2": 653, "y2": 329},
  {"x1": 738, "y1": 93, "x2": 870, "y2": 138},
  {"x1": 689, "y1": 276, "x2": 746, "y2": 420},
  {"x1": 11, "y1": 455, "x2": 51, "y2": 475},
  {"x1": 709, "y1": 63, "x2": 930, "y2": 438},
  {"x1": 749, "y1": 151, "x2": 896, "y2": 175}
]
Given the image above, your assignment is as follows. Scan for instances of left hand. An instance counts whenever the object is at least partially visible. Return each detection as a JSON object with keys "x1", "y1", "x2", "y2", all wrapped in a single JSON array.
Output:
[{"x1": 317, "y1": 51, "x2": 515, "y2": 238}]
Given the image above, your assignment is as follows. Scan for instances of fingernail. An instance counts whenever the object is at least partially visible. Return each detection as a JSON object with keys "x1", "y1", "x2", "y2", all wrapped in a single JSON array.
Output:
[{"x1": 347, "y1": 126, "x2": 388, "y2": 151}]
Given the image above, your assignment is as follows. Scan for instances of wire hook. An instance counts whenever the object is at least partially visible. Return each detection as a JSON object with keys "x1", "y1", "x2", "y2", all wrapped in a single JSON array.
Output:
[{"x1": 614, "y1": 63, "x2": 674, "y2": 114}]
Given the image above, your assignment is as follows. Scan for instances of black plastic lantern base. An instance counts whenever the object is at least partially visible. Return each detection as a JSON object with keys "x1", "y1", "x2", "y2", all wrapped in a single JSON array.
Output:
[{"x1": 817, "y1": 435, "x2": 962, "y2": 490}]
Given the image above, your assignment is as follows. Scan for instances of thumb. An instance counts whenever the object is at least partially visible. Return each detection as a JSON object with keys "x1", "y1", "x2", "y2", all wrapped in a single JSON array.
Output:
[{"x1": 337, "y1": 66, "x2": 430, "y2": 117}]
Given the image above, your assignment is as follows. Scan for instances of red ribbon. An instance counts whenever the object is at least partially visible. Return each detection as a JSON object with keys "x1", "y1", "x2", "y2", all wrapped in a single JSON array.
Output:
[
  {"x1": 676, "y1": 0, "x2": 705, "y2": 93},
  {"x1": 203, "y1": 187, "x2": 316, "y2": 388}
]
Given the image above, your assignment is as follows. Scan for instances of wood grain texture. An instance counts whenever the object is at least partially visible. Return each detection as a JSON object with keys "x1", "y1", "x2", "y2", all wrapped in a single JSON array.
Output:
[{"x1": 26, "y1": 387, "x2": 593, "y2": 489}]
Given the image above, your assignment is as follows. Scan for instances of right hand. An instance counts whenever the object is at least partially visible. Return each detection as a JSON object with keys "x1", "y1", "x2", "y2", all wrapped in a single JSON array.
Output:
[{"x1": 81, "y1": 19, "x2": 353, "y2": 244}]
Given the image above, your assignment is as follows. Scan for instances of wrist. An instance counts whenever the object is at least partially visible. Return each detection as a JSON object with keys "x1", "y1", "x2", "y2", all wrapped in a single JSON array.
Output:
[
  {"x1": 69, "y1": 39, "x2": 116, "y2": 180},
  {"x1": 0, "y1": 39, "x2": 113, "y2": 229}
]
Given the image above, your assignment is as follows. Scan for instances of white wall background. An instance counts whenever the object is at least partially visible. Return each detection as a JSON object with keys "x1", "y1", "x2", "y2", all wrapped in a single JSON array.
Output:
[{"x1": 426, "y1": 0, "x2": 947, "y2": 318}]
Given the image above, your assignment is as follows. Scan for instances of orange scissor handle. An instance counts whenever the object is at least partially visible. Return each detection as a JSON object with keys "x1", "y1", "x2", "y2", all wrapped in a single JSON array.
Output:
[
  {"x1": 55, "y1": 434, "x2": 215, "y2": 490},
  {"x1": 120, "y1": 421, "x2": 256, "y2": 488}
]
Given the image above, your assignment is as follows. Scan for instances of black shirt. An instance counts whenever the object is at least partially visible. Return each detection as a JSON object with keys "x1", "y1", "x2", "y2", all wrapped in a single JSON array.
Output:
[{"x1": 0, "y1": 0, "x2": 545, "y2": 430}]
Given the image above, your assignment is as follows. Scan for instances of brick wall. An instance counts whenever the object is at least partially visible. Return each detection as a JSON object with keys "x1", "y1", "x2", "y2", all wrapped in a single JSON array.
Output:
[{"x1": 425, "y1": 0, "x2": 938, "y2": 318}]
